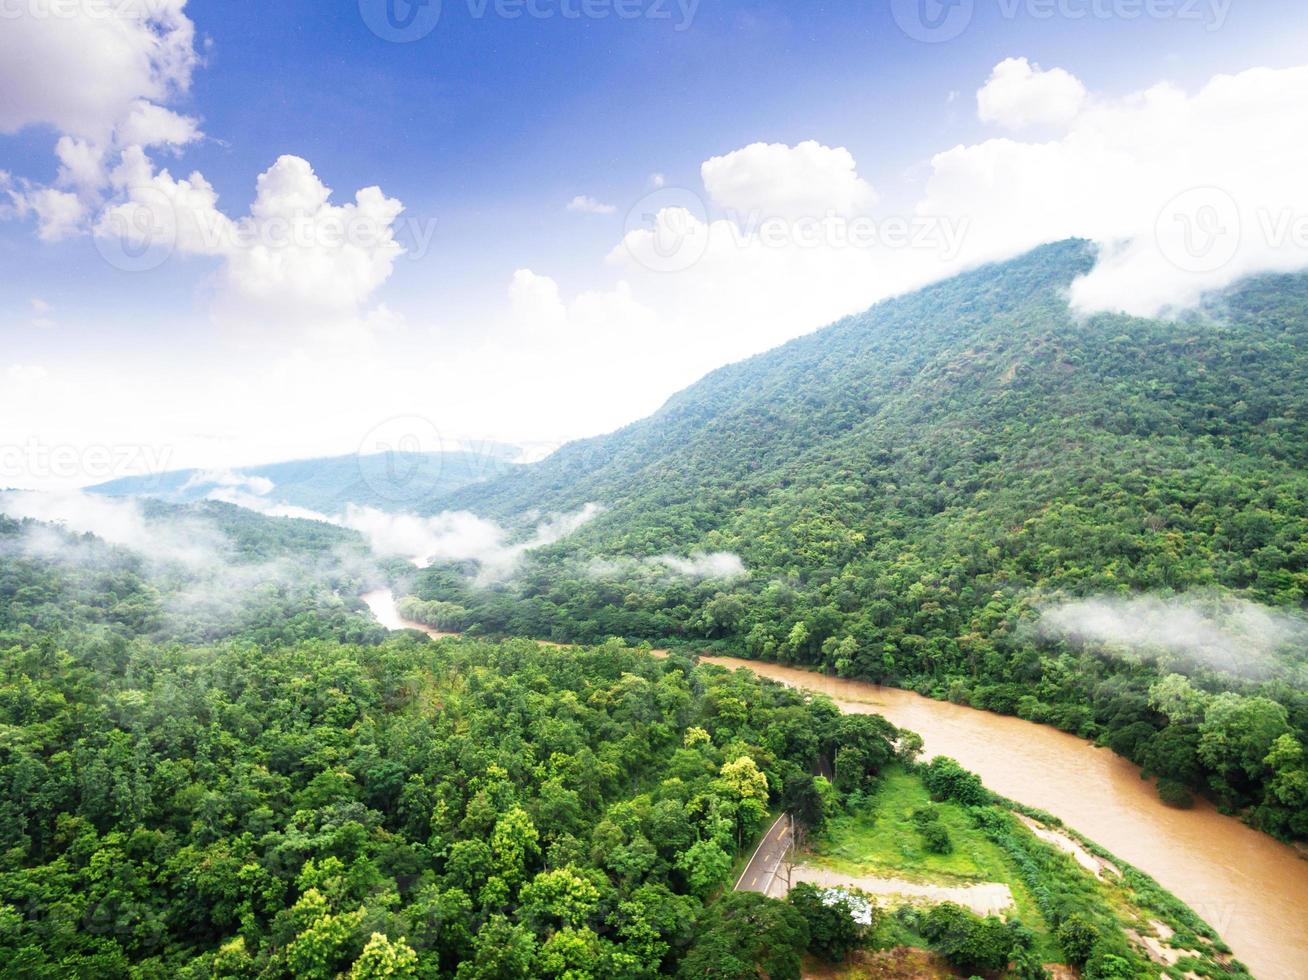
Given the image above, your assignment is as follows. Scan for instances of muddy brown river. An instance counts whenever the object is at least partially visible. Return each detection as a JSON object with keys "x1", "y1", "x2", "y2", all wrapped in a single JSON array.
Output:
[{"x1": 365, "y1": 592, "x2": 1308, "y2": 978}]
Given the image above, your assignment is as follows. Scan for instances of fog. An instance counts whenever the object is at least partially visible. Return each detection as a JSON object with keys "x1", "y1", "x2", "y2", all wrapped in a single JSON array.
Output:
[
  {"x1": 588, "y1": 551, "x2": 748, "y2": 583},
  {"x1": 339, "y1": 502, "x2": 603, "y2": 584},
  {"x1": 1036, "y1": 593, "x2": 1308, "y2": 678},
  {"x1": 0, "y1": 489, "x2": 383, "y2": 638}
]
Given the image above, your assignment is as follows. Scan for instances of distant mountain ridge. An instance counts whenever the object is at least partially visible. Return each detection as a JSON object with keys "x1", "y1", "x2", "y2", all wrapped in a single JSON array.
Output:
[{"x1": 88, "y1": 447, "x2": 521, "y2": 516}]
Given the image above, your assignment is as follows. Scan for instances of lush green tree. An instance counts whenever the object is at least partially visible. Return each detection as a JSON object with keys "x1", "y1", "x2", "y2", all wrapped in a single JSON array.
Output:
[
  {"x1": 922, "y1": 757, "x2": 988, "y2": 806},
  {"x1": 677, "y1": 892, "x2": 809, "y2": 980},
  {"x1": 349, "y1": 933, "x2": 419, "y2": 979},
  {"x1": 788, "y1": 882, "x2": 869, "y2": 962}
]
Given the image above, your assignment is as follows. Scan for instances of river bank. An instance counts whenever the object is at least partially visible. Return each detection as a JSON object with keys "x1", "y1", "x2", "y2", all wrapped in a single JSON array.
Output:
[{"x1": 363, "y1": 591, "x2": 1308, "y2": 979}]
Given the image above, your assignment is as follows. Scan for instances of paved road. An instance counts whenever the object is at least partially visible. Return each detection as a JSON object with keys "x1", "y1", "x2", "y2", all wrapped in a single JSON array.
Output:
[{"x1": 735, "y1": 813, "x2": 792, "y2": 897}]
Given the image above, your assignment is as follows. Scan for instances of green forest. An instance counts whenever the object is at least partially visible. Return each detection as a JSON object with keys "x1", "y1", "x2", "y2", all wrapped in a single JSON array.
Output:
[
  {"x1": 411, "y1": 241, "x2": 1308, "y2": 840},
  {"x1": 0, "y1": 506, "x2": 1249, "y2": 977}
]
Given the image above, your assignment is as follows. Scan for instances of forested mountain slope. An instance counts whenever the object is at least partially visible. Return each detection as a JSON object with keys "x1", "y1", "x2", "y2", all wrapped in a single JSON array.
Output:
[{"x1": 417, "y1": 240, "x2": 1308, "y2": 836}]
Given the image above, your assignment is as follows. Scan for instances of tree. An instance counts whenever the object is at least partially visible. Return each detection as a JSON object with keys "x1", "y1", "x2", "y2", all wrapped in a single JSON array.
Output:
[
  {"x1": 1198, "y1": 694, "x2": 1291, "y2": 796},
  {"x1": 676, "y1": 839, "x2": 732, "y2": 898},
  {"x1": 718, "y1": 756, "x2": 769, "y2": 807},
  {"x1": 519, "y1": 865, "x2": 601, "y2": 929},
  {"x1": 284, "y1": 889, "x2": 363, "y2": 980},
  {"x1": 921, "y1": 902, "x2": 1016, "y2": 973},
  {"x1": 922, "y1": 757, "x2": 988, "y2": 806},
  {"x1": 350, "y1": 933, "x2": 418, "y2": 979},
  {"x1": 788, "y1": 883, "x2": 869, "y2": 961},
  {"x1": 1148, "y1": 674, "x2": 1209, "y2": 725},
  {"x1": 781, "y1": 774, "x2": 826, "y2": 833},
  {"x1": 455, "y1": 915, "x2": 536, "y2": 980},
  {"x1": 490, "y1": 807, "x2": 541, "y2": 887},
  {"x1": 920, "y1": 822, "x2": 953, "y2": 854},
  {"x1": 677, "y1": 892, "x2": 809, "y2": 980},
  {"x1": 1056, "y1": 914, "x2": 1098, "y2": 965},
  {"x1": 535, "y1": 927, "x2": 602, "y2": 979}
]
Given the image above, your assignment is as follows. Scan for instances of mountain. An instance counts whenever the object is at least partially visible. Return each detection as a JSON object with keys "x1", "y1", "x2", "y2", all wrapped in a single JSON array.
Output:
[
  {"x1": 417, "y1": 239, "x2": 1308, "y2": 837},
  {"x1": 88, "y1": 447, "x2": 521, "y2": 515}
]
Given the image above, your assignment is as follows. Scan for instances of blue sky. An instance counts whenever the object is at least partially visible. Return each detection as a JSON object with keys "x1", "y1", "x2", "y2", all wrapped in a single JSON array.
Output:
[{"x1": 2, "y1": 0, "x2": 1307, "y2": 488}]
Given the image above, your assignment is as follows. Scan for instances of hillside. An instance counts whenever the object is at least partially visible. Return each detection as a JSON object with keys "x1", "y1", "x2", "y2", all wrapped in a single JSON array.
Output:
[
  {"x1": 415, "y1": 240, "x2": 1308, "y2": 837},
  {"x1": 88, "y1": 448, "x2": 520, "y2": 515}
]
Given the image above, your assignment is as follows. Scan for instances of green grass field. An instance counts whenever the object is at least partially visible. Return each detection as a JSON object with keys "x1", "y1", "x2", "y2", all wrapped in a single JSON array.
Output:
[{"x1": 810, "y1": 768, "x2": 1060, "y2": 960}]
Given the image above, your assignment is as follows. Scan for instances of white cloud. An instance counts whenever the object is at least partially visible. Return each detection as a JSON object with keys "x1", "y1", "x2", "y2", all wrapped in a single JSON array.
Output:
[
  {"x1": 55, "y1": 137, "x2": 109, "y2": 196},
  {"x1": 25, "y1": 188, "x2": 87, "y2": 242},
  {"x1": 5, "y1": 364, "x2": 50, "y2": 386},
  {"x1": 649, "y1": 173, "x2": 667, "y2": 189},
  {"x1": 96, "y1": 154, "x2": 407, "y2": 327},
  {"x1": 0, "y1": 489, "x2": 225, "y2": 572},
  {"x1": 509, "y1": 268, "x2": 567, "y2": 328},
  {"x1": 701, "y1": 140, "x2": 877, "y2": 218},
  {"x1": 977, "y1": 58, "x2": 1088, "y2": 130},
  {"x1": 567, "y1": 195, "x2": 617, "y2": 215},
  {"x1": 0, "y1": 0, "x2": 198, "y2": 141},
  {"x1": 0, "y1": 2, "x2": 203, "y2": 242},
  {"x1": 921, "y1": 63, "x2": 1308, "y2": 316},
  {"x1": 655, "y1": 551, "x2": 747, "y2": 580},
  {"x1": 116, "y1": 99, "x2": 202, "y2": 148}
]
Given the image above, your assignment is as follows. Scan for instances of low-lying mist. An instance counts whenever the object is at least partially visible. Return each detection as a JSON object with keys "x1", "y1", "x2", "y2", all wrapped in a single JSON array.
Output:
[
  {"x1": 587, "y1": 551, "x2": 748, "y2": 583},
  {"x1": 339, "y1": 502, "x2": 604, "y2": 584},
  {"x1": 1035, "y1": 593, "x2": 1308, "y2": 679},
  {"x1": 0, "y1": 489, "x2": 383, "y2": 641}
]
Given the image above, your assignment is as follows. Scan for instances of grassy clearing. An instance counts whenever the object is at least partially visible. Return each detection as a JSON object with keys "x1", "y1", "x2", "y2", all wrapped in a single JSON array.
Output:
[{"x1": 809, "y1": 768, "x2": 1059, "y2": 959}]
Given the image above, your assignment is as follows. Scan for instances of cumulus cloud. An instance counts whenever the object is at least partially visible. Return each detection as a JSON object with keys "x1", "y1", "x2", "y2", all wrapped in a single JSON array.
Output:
[
  {"x1": 976, "y1": 58, "x2": 1088, "y2": 130},
  {"x1": 923, "y1": 62, "x2": 1308, "y2": 317},
  {"x1": 567, "y1": 195, "x2": 617, "y2": 215},
  {"x1": 23, "y1": 188, "x2": 87, "y2": 242},
  {"x1": 1036, "y1": 594, "x2": 1308, "y2": 678},
  {"x1": 589, "y1": 551, "x2": 748, "y2": 582},
  {"x1": 0, "y1": 0, "x2": 198, "y2": 141},
  {"x1": 0, "y1": 1, "x2": 202, "y2": 240},
  {"x1": 702, "y1": 140, "x2": 877, "y2": 219},
  {"x1": 1, "y1": 2, "x2": 404, "y2": 335},
  {"x1": 116, "y1": 99, "x2": 202, "y2": 149},
  {"x1": 339, "y1": 502, "x2": 602, "y2": 584},
  {"x1": 97, "y1": 153, "x2": 406, "y2": 327}
]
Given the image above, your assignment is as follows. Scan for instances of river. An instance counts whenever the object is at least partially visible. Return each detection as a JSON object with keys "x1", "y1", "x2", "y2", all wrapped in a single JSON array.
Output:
[{"x1": 363, "y1": 591, "x2": 1308, "y2": 979}]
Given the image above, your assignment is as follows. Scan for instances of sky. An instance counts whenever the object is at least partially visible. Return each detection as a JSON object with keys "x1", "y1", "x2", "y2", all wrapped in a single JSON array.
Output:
[{"x1": 3, "y1": 0, "x2": 1308, "y2": 490}]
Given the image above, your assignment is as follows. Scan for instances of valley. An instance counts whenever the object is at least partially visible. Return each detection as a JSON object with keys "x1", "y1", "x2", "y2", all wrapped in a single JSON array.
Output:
[{"x1": 368, "y1": 591, "x2": 1306, "y2": 978}]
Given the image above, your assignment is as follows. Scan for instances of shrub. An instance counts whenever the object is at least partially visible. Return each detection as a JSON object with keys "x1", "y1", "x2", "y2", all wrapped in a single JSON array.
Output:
[
  {"x1": 920, "y1": 822, "x2": 953, "y2": 854},
  {"x1": 1157, "y1": 779, "x2": 1195, "y2": 809}
]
